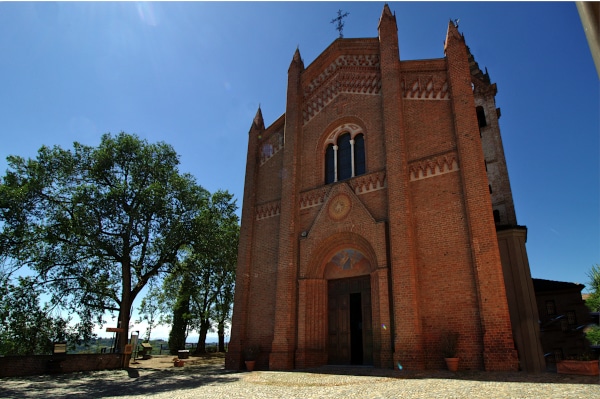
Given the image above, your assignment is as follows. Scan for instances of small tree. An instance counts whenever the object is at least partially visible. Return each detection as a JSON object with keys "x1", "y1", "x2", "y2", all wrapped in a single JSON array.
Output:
[
  {"x1": 167, "y1": 270, "x2": 194, "y2": 355},
  {"x1": 162, "y1": 191, "x2": 238, "y2": 354},
  {"x1": 585, "y1": 264, "x2": 600, "y2": 345},
  {"x1": 585, "y1": 264, "x2": 600, "y2": 312},
  {"x1": 136, "y1": 278, "x2": 165, "y2": 342}
]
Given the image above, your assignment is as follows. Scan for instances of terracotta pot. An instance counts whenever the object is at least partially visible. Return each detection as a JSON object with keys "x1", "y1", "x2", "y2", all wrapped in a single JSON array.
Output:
[
  {"x1": 445, "y1": 357, "x2": 459, "y2": 372},
  {"x1": 245, "y1": 360, "x2": 256, "y2": 371}
]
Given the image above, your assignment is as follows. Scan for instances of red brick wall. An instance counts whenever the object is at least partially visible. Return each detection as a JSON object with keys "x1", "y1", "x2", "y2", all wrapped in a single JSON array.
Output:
[
  {"x1": 405, "y1": 98, "x2": 455, "y2": 160},
  {"x1": 444, "y1": 21, "x2": 517, "y2": 371},
  {"x1": 0, "y1": 354, "x2": 123, "y2": 378},
  {"x1": 411, "y1": 172, "x2": 484, "y2": 369}
]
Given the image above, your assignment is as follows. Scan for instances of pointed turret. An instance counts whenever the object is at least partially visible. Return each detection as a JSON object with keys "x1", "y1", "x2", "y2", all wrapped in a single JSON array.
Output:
[
  {"x1": 444, "y1": 19, "x2": 464, "y2": 55},
  {"x1": 378, "y1": 4, "x2": 399, "y2": 62},
  {"x1": 290, "y1": 47, "x2": 304, "y2": 71},
  {"x1": 252, "y1": 106, "x2": 265, "y2": 131},
  {"x1": 378, "y1": 3, "x2": 425, "y2": 371},
  {"x1": 270, "y1": 43, "x2": 305, "y2": 370},
  {"x1": 378, "y1": 4, "x2": 396, "y2": 31}
]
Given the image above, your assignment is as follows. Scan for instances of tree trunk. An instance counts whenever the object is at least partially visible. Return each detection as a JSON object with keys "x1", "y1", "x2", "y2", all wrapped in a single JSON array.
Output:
[
  {"x1": 218, "y1": 320, "x2": 226, "y2": 352},
  {"x1": 169, "y1": 273, "x2": 193, "y2": 355},
  {"x1": 119, "y1": 261, "x2": 132, "y2": 354},
  {"x1": 194, "y1": 318, "x2": 210, "y2": 354}
]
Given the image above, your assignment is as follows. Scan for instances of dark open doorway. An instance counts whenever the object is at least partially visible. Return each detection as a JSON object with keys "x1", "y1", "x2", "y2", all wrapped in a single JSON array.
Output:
[{"x1": 349, "y1": 293, "x2": 363, "y2": 364}]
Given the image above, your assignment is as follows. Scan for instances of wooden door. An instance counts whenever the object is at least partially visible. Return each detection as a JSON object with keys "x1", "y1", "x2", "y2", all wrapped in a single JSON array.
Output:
[
  {"x1": 328, "y1": 281, "x2": 350, "y2": 364},
  {"x1": 328, "y1": 276, "x2": 372, "y2": 365}
]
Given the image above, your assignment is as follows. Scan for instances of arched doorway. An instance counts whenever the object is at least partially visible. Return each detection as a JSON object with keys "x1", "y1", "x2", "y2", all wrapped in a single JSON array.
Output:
[
  {"x1": 324, "y1": 248, "x2": 373, "y2": 365},
  {"x1": 298, "y1": 231, "x2": 386, "y2": 369}
]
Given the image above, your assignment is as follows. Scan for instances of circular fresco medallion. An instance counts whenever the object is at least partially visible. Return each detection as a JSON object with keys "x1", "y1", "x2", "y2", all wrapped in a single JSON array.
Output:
[{"x1": 328, "y1": 193, "x2": 352, "y2": 221}]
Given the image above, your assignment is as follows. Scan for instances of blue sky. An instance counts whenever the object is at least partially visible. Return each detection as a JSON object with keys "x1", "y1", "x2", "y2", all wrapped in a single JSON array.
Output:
[{"x1": 0, "y1": 2, "x2": 598, "y2": 337}]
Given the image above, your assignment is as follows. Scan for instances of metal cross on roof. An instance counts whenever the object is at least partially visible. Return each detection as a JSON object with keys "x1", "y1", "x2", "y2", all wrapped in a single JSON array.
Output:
[{"x1": 331, "y1": 9, "x2": 350, "y2": 39}]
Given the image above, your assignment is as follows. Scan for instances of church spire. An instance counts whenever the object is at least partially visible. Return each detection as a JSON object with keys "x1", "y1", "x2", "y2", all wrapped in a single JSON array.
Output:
[
  {"x1": 288, "y1": 47, "x2": 304, "y2": 76},
  {"x1": 378, "y1": 3, "x2": 397, "y2": 32},
  {"x1": 252, "y1": 105, "x2": 265, "y2": 131},
  {"x1": 291, "y1": 47, "x2": 304, "y2": 68}
]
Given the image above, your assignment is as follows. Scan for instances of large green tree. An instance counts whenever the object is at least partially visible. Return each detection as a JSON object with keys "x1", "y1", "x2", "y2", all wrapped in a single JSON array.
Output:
[
  {"x1": 160, "y1": 190, "x2": 238, "y2": 354},
  {"x1": 0, "y1": 132, "x2": 209, "y2": 352}
]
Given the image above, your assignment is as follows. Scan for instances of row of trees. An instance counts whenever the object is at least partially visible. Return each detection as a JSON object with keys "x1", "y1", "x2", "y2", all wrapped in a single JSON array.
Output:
[{"x1": 0, "y1": 133, "x2": 238, "y2": 355}]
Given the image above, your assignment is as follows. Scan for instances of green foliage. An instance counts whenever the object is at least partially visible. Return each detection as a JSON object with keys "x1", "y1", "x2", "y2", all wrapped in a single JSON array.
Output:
[
  {"x1": 585, "y1": 325, "x2": 600, "y2": 346},
  {"x1": 585, "y1": 264, "x2": 600, "y2": 312},
  {"x1": 441, "y1": 331, "x2": 459, "y2": 358},
  {"x1": 242, "y1": 344, "x2": 260, "y2": 361},
  {"x1": 585, "y1": 264, "x2": 600, "y2": 346},
  {"x1": 0, "y1": 132, "x2": 210, "y2": 352},
  {"x1": 135, "y1": 278, "x2": 165, "y2": 342},
  {"x1": 160, "y1": 190, "x2": 239, "y2": 354},
  {"x1": 0, "y1": 276, "x2": 89, "y2": 355},
  {"x1": 168, "y1": 272, "x2": 194, "y2": 355}
]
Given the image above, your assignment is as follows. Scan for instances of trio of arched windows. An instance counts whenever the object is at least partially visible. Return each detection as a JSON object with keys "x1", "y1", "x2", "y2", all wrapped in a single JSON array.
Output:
[{"x1": 325, "y1": 133, "x2": 366, "y2": 184}]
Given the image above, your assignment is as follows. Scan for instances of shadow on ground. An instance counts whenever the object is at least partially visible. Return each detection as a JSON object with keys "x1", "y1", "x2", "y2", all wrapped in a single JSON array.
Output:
[
  {"x1": 2, "y1": 355, "x2": 598, "y2": 398},
  {"x1": 297, "y1": 365, "x2": 600, "y2": 385},
  {"x1": 0, "y1": 362, "x2": 241, "y2": 399}
]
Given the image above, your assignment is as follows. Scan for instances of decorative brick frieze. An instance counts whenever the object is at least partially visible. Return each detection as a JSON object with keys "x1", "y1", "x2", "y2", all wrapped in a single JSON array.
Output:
[
  {"x1": 402, "y1": 75, "x2": 450, "y2": 100},
  {"x1": 349, "y1": 170, "x2": 387, "y2": 194},
  {"x1": 260, "y1": 131, "x2": 284, "y2": 165},
  {"x1": 299, "y1": 171, "x2": 386, "y2": 211},
  {"x1": 303, "y1": 55, "x2": 381, "y2": 124},
  {"x1": 409, "y1": 153, "x2": 459, "y2": 181},
  {"x1": 299, "y1": 187, "x2": 329, "y2": 210},
  {"x1": 256, "y1": 201, "x2": 281, "y2": 220}
]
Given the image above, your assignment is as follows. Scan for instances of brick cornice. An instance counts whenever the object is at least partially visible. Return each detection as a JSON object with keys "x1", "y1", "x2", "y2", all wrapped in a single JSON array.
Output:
[
  {"x1": 299, "y1": 170, "x2": 387, "y2": 211},
  {"x1": 349, "y1": 170, "x2": 387, "y2": 194},
  {"x1": 302, "y1": 54, "x2": 381, "y2": 124},
  {"x1": 256, "y1": 200, "x2": 281, "y2": 220},
  {"x1": 408, "y1": 152, "x2": 459, "y2": 181},
  {"x1": 401, "y1": 74, "x2": 450, "y2": 100}
]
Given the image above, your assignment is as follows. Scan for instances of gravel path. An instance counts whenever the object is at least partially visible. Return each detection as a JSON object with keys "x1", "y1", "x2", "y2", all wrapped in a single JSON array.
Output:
[{"x1": 1, "y1": 357, "x2": 598, "y2": 398}]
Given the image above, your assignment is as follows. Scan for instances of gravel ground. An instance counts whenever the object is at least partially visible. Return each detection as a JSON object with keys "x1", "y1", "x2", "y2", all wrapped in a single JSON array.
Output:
[{"x1": 1, "y1": 355, "x2": 598, "y2": 399}]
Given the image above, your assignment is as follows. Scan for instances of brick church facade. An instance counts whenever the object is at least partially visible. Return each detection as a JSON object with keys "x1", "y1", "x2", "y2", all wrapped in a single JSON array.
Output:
[{"x1": 226, "y1": 5, "x2": 545, "y2": 372}]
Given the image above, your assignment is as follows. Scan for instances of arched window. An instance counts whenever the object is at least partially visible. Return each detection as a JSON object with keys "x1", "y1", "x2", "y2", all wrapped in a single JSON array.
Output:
[
  {"x1": 324, "y1": 131, "x2": 366, "y2": 184},
  {"x1": 354, "y1": 134, "x2": 365, "y2": 176},
  {"x1": 337, "y1": 134, "x2": 352, "y2": 181},
  {"x1": 325, "y1": 144, "x2": 335, "y2": 184}
]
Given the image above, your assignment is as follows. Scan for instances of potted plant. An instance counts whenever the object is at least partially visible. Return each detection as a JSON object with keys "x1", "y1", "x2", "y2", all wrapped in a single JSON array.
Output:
[
  {"x1": 243, "y1": 345, "x2": 260, "y2": 371},
  {"x1": 172, "y1": 357, "x2": 184, "y2": 367},
  {"x1": 557, "y1": 352, "x2": 599, "y2": 376},
  {"x1": 441, "y1": 331, "x2": 460, "y2": 371}
]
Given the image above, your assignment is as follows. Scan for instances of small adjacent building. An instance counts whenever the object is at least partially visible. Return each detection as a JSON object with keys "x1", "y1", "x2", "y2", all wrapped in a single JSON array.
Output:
[{"x1": 533, "y1": 278, "x2": 595, "y2": 366}]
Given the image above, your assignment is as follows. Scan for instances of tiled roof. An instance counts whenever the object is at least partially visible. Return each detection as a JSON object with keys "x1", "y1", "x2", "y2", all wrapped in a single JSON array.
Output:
[{"x1": 532, "y1": 278, "x2": 585, "y2": 293}]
